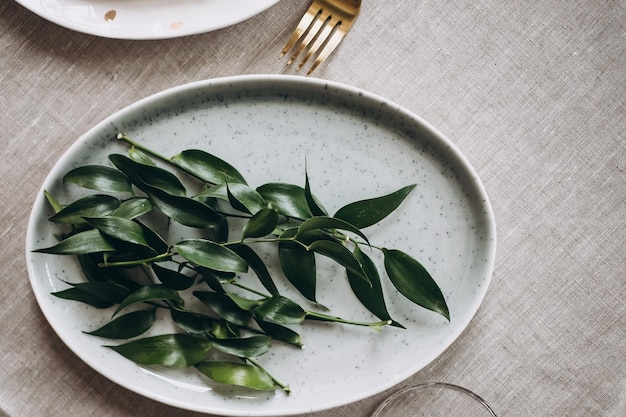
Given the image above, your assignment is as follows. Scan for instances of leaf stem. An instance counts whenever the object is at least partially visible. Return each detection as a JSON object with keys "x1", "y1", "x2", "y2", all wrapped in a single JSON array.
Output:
[
  {"x1": 229, "y1": 282, "x2": 270, "y2": 299},
  {"x1": 99, "y1": 251, "x2": 172, "y2": 268},
  {"x1": 117, "y1": 133, "x2": 211, "y2": 185},
  {"x1": 117, "y1": 133, "x2": 171, "y2": 163},
  {"x1": 305, "y1": 311, "x2": 392, "y2": 330}
]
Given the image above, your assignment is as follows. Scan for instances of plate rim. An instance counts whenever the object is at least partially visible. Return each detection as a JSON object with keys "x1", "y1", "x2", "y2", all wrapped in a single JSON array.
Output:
[
  {"x1": 14, "y1": 0, "x2": 280, "y2": 40},
  {"x1": 25, "y1": 74, "x2": 497, "y2": 415}
]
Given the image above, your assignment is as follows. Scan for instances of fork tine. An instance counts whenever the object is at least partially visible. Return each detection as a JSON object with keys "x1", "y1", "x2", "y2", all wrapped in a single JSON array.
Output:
[
  {"x1": 279, "y1": 10, "x2": 317, "y2": 58},
  {"x1": 297, "y1": 16, "x2": 336, "y2": 70},
  {"x1": 305, "y1": 25, "x2": 345, "y2": 75},
  {"x1": 287, "y1": 11, "x2": 326, "y2": 65},
  {"x1": 280, "y1": 0, "x2": 360, "y2": 74}
]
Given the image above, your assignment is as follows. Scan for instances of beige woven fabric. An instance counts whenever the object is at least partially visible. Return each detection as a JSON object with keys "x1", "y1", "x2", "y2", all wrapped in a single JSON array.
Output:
[{"x1": 1, "y1": 1, "x2": 624, "y2": 416}]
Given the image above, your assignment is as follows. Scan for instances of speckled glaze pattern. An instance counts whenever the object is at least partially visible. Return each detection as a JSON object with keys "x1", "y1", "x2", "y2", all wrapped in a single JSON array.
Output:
[
  {"x1": 13, "y1": 0, "x2": 278, "y2": 39},
  {"x1": 26, "y1": 75, "x2": 496, "y2": 416}
]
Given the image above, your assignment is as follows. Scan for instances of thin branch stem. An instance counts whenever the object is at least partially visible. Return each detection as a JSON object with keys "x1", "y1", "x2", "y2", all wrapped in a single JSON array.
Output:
[{"x1": 98, "y1": 251, "x2": 172, "y2": 268}]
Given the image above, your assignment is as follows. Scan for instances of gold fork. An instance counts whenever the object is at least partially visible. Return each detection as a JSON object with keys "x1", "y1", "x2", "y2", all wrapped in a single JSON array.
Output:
[{"x1": 280, "y1": 0, "x2": 361, "y2": 75}]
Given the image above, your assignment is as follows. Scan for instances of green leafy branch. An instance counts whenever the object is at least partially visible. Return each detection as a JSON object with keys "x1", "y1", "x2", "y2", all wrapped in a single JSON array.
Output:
[{"x1": 33, "y1": 133, "x2": 449, "y2": 393}]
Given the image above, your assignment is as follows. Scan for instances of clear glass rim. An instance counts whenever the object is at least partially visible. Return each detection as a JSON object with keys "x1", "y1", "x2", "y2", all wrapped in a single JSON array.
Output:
[{"x1": 372, "y1": 382, "x2": 498, "y2": 417}]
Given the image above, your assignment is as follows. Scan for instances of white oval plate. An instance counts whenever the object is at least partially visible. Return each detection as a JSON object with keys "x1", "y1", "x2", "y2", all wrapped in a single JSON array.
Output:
[
  {"x1": 26, "y1": 75, "x2": 496, "y2": 416},
  {"x1": 15, "y1": 0, "x2": 279, "y2": 39}
]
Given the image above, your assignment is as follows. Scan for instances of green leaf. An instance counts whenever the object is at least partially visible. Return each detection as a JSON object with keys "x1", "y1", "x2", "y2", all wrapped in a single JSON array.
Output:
[
  {"x1": 109, "y1": 154, "x2": 186, "y2": 197},
  {"x1": 334, "y1": 185, "x2": 416, "y2": 229},
  {"x1": 382, "y1": 249, "x2": 450, "y2": 320},
  {"x1": 63, "y1": 165, "x2": 133, "y2": 193},
  {"x1": 108, "y1": 198, "x2": 153, "y2": 219},
  {"x1": 175, "y1": 239, "x2": 248, "y2": 273},
  {"x1": 135, "y1": 221, "x2": 169, "y2": 254},
  {"x1": 44, "y1": 190, "x2": 64, "y2": 214},
  {"x1": 230, "y1": 245, "x2": 279, "y2": 296},
  {"x1": 209, "y1": 335, "x2": 271, "y2": 358},
  {"x1": 85, "y1": 309, "x2": 155, "y2": 339},
  {"x1": 152, "y1": 263, "x2": 196, "y2": 290},
  {"x1": 170, "y1": 308, "x2": 219, "y2": 335},
  {"x1": 77, "y1": 253, "x2": 142, "y2": 291},
  {"x1": 304, "y1": 169, "x2": 328, "y2": 216},
  {"x1": 33, "y1": 229, "x2": 116, "y2": 255},
  {"x1": 48, "y1": 194, "x2": 120, "y2": 225},
  {"x1": 195, "y1": 361, "x2": 275, "y2": 391},
  {"x1": 253, "y1": 295, "x2": 306, "y2": 325},
  {"x1": 278, "y1": 228, "x2": 317, "y2": 302},
  {"x1": 128, "y1": 147, "x2": 156, "y2": 165},
  {"x1": 84, "y1": 216, "x2": 151, "y2": 249},
  {"x1": 107, "y1": 334, "x2": 212, "y2": 367},
  {"x1": 171, "y1": 149, "x2": 248, "y2": 185},
  {"x1": 348, "y1": 246, "x2": 404, "y2": 328},
  {"x1": 144, "y1": 185, "x2": 224, "y2": 229},
  {"x1": 114, "y1": 284, "x2": 184, "y2": 316},
  {"x1": 308, "y1": 240, "x2": 369, "y2": 285},
  {"x1": 226, "y1": 292, "x2": 264, "y2": 311},
  {"x1": 193, "y1": 291, "x2": 251, "y2": 326},
  {"x1": 226, "y1": 182, "x2": 267, "y2": 215},
  {"x1": 52, "y1": 281, "x2": 130, "y2": 308},
  {"x1": 197, "y1": 267, "x2": 227, "y2": 293},
  {"x1": 254, "y1": 318, "x2": 303, "y2": 348},
  {"x1": 295, "y1": 216, "x2": 370, "y2": 245},
  {"x1": 256, "y1": 183, "x2": 313, "y2": 219},
  {"x1": 242, "y1": 208, "x2": 279, "y2": 240}
]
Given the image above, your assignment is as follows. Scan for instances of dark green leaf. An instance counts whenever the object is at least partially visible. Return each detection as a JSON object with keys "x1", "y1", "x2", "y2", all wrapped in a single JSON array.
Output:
[
  {"x1": 256, "y1": 183, "x2": 313, "y2": 219},
  {"x1": 348, "y1": 246, "x2": 404, "y2": 328},
  {"x1": 176, "y1": 239, "x2": 248, "y2": 273},
  {"x1": 227, "y1": 182, "x2": 267, "y2": 215},
  {"x1": 193, "y1": 291, "x2": 251, "y2": 326},
  {"x1": 195, "y1": 361, "x2": 275, "y2": 391},
  {"x1": 230, "y1": 245, "x2": 279, "y2": 296},
  {"x1": 172, "y1": 149, "x2": 248, "y2": 185},
  {"x1": 382, "y1": 249, "x2": 450, "y2": 320},
  {"x1": 295, "y1": 216, "x2": 370, "y2": 244},
  {"x1": 197, "y1": 267, "x2": 227, "y2": 293},
  {"x1": 152, "y1": 263, "x2": 196, "y2": 290},
  {"x1": 84, "y1": 217, "x2": 151, "y2": 249},
  {"x1": 85, "y1": 309, "x2": 155, "y2": 338},
  {"x1": 109, "y1": 154, "x2": 186, "y2": 197},
  {"x1": 63, "y1": 165, "x2": 133, "y2": 193},
  {"x1": 77, "y1": 253, "x2": 142, "y2": 291},
  {"x1": 33, "y1": 229, "x2": 116, "y2": 255},
  {"x1": 253, "y1": 295, "x2": 306, "y2": 325},
  {"x1": 114, "y1": 284, "x2": 184, "y2": 316},
  {"x1": 242, "y1": 208, "x2": 279, "y2": 240},
  {"x1": 226, "y1": 293, "x2": 264, "y2": 311},
  {"x1": 48, "y1": 194, "x2": 120, "y2": 225},
  {"x1": 254, "y1": 318, "x2": 303, "y2": 348},
  {"x1": 136, "y1": 221, "x2": 169, "y2": 254},
  {"x1": 107, "y1": 334, "x2": 212, "y2": 367},
  {"x1": 108, "y1": 198, "x2": 153, "y2": 219},
  {"x1": 308, "y1": 240, "x2": 369, "y2": 285},
  {"x1": 144, "y1": 185, "x2": 224, "y2": 229},
  {"x1": 304, "y1": 169, "x2": 328, "y2": 216},
  {"x1": 52, "y1": 281, "x2": 130, "y2": 308},
  {"x1": 334, "y1": 185, "x2": 416, "y2": 229},
  {"x1": 278, "y1": 228, "x2": 317, "y2": 302},
  {"x1": 209, "y1": 335, "x2": 271, "y2": 358},
  {"x1": 170, "y1": 308, "x2": 219, "y2": 335}
]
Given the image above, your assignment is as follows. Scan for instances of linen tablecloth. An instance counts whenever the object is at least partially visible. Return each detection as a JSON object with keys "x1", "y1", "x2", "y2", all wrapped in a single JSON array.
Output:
[{"x1": 1, "y1": 1, "x2": 624, "y2": 416}]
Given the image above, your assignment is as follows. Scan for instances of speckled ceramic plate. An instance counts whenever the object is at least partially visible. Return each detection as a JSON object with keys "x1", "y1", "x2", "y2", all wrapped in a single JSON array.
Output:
[
  {"x1": 26, "y1": 75, "x2": 496, "y2": 416},
  {"x1": 15, "y1": 0, "x2": 278, "y2": 39}
]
